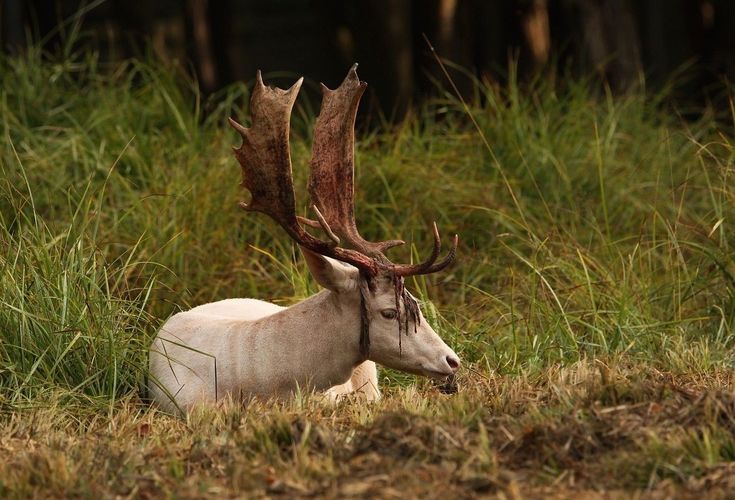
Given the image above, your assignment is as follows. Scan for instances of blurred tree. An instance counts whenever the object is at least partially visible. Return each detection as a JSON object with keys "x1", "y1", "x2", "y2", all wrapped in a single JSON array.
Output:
[
  {"x1": 570, "y1": 0, "x2": 642, "y2": 92},
  {"x1": 1, "y1": 0, "x2": 24, "y2": 53},
  {"x1": 2, "y1": 0, "x2": 733, "y2": 118}
]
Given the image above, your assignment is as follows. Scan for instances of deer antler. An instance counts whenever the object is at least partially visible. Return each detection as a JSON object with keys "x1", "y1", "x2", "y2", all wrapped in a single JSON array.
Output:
[
  {"x1": 230, "y1": 66, "x2": 457, "y2": 278},
  {"x1": 308, "y1": 64, "x2": 404, "y2": 260},
  {"x1": 308, "y1": 64, "x2": 458, "y2": 277},
  {"x1": 229, "y1": 71, "x2": 379, "y2": 275},
  {"x1": 229, "y1": 72, "x2": 302, "y2": 229}
]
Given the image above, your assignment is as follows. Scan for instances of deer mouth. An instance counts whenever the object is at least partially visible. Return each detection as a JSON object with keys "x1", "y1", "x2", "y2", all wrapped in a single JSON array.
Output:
[
  {"x1": 393, "y1": 364, "x2": 452, "y2": 379},
  {"x1": 421, "y1": 367, "x2": 456, "y2": 379}
]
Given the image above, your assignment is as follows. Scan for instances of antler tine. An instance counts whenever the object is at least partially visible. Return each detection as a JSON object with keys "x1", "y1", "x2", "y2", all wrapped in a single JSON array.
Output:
[
  {"x1": 393, "y1": 223, "x2": 458, "y2": 277},
  {"x1": 311, "y1": 205, "x2": 341, "y2": 247},
  {"x1": 422, "y1": 233, "x2": 459, "y2": 275}
]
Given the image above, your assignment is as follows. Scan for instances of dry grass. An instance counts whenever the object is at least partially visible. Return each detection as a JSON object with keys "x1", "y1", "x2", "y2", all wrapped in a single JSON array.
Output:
[{"x1": 1, "y1": 361, "x2": 734, "y2": 498}]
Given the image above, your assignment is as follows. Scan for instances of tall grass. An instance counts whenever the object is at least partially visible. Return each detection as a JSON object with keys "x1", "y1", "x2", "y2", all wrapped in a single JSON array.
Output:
[
  {"x1": 0, "y1": 166, "x2": 154, "y2": 409},
  {"x1": 1, "y1": 45, "x2": 734, "y2": 410}
]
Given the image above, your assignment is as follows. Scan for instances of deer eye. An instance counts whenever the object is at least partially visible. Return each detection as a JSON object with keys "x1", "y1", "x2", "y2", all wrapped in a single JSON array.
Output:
[{"x1": 380, "y1": 309, "x2": 398, "y2": 320}]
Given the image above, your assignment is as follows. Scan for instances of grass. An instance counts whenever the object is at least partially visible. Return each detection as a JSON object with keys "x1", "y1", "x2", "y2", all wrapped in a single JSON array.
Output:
[{"x1": 1, "y1": 42, "x2": 735, "y2": 496}]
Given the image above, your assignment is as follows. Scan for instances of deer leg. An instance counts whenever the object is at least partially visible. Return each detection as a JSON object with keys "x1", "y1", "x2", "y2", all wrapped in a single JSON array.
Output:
[
  {"x1": 350, "y1": 360, "x2": 380, "y2": 401},
  {"x1": 325, "y1": 360, "x2": 380, "y2": 402}
]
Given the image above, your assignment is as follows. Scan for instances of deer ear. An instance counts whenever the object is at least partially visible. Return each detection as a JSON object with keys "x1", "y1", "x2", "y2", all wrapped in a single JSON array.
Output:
[{"x1": 301, "y1": 247, "x2": 359, "y2": 293}]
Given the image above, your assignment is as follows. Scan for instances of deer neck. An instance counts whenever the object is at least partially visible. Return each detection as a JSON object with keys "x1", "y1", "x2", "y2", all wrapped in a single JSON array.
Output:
[{"x1": 250, "y1": 289, "x2": 364, "y2": 389}]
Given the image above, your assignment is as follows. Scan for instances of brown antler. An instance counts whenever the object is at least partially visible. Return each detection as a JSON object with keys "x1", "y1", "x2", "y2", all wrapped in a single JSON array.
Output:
[
  {"x1": 308, "y1": 64, "x2": 404, "y2": 260},
  {"x1": 231, "y1": 66, "x2": 457, "y2": 278},
  {"x1": 308, "y1": 64, "x2": 458, "y2": 277},
  {"x1": 229, "y1": 71, "x2": 380, "y2": 275}
]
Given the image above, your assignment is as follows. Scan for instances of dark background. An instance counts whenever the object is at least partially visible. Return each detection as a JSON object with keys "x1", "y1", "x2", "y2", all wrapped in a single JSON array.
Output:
[{"x1": 2, "y1": 0, "x2": 734, "y2": 119}]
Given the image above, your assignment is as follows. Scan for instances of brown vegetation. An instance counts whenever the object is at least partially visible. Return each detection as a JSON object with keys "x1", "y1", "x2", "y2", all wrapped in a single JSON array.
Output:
[{"x1": 2, "y1": 362, "x2": 734, "y2": 497}]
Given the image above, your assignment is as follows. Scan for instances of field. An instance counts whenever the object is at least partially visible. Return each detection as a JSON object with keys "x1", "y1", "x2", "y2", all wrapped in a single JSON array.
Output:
[{"x1": 1, "y1": 45, "x2": 735, "y2": 497}]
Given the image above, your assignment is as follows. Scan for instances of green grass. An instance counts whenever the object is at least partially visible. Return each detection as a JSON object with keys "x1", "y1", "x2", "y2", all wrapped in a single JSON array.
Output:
[{"x1": 1, "y1": 44, "x2": 735, "y2": 495}]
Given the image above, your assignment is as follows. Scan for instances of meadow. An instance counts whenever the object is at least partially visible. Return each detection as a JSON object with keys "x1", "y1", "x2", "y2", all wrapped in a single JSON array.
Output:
[{"x1": 1, "y1": 45, "x2": 734, "y2": 497}]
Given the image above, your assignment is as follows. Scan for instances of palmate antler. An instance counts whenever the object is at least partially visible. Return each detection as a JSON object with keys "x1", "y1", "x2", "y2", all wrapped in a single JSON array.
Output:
[{"x1": 229, "y1": 64, "x2": 457, "y2": 278}]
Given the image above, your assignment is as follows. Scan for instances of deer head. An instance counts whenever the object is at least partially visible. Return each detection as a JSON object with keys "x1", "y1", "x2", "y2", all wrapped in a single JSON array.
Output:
[{"x1": 229, "y1": 65, "x2": 460, "y2": 378}]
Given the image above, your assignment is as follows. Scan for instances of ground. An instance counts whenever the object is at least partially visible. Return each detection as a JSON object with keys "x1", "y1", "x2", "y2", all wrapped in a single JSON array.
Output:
[{"x1": 2, "y1": 363, "x2": 734, "y2": 497}]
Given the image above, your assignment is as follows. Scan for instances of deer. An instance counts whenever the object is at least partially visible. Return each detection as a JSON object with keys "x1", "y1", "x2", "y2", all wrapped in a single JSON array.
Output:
[{"x1": 148, "y1": 65, "x2": 460, "y2": 414}]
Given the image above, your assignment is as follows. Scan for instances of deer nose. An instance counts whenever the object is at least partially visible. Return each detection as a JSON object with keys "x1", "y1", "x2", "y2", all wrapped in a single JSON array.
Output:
[{"x1": 445, "y1": 354, "x2": 460, "y2": 373}]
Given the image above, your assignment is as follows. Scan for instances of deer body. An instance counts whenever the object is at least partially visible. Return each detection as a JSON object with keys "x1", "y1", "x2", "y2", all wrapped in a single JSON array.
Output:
[
  {"x1": 149, "y1": 293, "x2": 365, "y2": 414},
  {"x1": 148, "y1": 66, "x2": 460, "y2": 413},
  {"x1": 149, "y1": 254, "x2": 458, "y2": 413}
]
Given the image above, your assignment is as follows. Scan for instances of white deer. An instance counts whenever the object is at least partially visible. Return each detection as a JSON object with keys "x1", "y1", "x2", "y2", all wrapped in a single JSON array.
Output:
[{"x1": 148, "y1": 66, "x2": 460, "y2": 414}]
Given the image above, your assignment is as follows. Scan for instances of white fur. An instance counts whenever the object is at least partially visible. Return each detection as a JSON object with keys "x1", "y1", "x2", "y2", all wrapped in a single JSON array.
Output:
[{"x1": 148, "y1": 252, "x2": 459, "y2": 414}]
